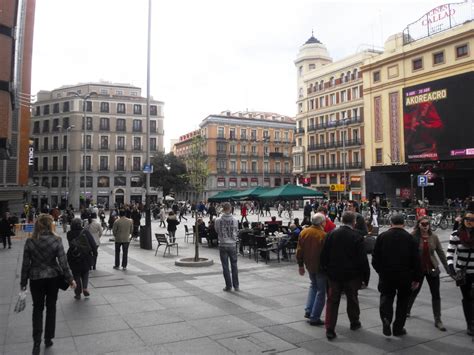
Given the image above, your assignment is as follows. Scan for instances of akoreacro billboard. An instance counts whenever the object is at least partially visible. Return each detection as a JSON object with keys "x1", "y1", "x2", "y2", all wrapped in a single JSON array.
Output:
[{"x1": 403, "y1": 72, "x2": 474, "y2": 162}]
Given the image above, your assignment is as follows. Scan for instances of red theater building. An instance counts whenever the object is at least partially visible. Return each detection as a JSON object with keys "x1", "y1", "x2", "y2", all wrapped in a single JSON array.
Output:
[
  {"x1": 0, "y1": 0, "x2": 36, "y2": 213},
  {"x1": 362, "y1": 3, "x2": 474, "y2": 205}
]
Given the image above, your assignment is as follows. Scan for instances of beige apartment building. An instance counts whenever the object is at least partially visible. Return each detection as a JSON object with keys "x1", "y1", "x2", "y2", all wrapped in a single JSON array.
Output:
[
  {"x1": 362, "y1": 3, "x2": 474, "y2": 204},
  {"x1": 293, "y1": 34, "x2": 380, "y2": 200},
  {"x1": 31, "y1": 82, "x2": 164, "y2": 209},
  {"x1": 174, "y1": 111, "x2": 295, "y2": 201}
]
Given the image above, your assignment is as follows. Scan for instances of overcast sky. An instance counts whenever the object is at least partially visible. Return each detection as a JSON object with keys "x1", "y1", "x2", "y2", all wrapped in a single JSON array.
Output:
[{"x1": 32, "y1": 0, "x2": 450, "y2": 151}]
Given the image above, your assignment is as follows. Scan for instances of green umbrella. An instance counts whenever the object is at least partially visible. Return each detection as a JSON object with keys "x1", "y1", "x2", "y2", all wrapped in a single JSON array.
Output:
[
  {"x1": 231, "y1": 186, "x2": 272, "y2": 200},
  {"x1": 208, "y1": 190, "x2": 239, "y2": 202},
  {"x1": 258, "y1": 184, "x2": 324, "y2": 201}
]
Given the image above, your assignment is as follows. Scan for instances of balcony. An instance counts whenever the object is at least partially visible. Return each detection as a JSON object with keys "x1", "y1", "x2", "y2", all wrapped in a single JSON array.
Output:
[
  {"x1": 217, "y1": 150, "x2": 227, "y2": 157},
  {"x1": 309, "y1": 117, "x2": 364, "y2": 132},
  {"x1": 292, "y1": 146, "x2": 305, "y2": 154},
  {"x1": 132, "y1": 145, "x2": 143, "y2": 151},
  {"x1": 115, "y1": 146, "x2": 126, "y2": 152},
  {"x1": 115, "y1": 166, "x2": 126, "y2": 172},
  {"x1": 99, "y1": 166, "x2": 109, "y2": 171},
  {"x1": 217, "y1": 168, "x2": 226, "y2": 174},
  {"x1": 295, "y1": 127, "x2": 305, "y2": 134},
  {"x1": 307, "y1": 138, "x2": 362, "y2": 151},
  {"x1": 216, "y1": 135, "x2": 226, "y2": 141},
  {"x1": 99, "y1": 145, "x2": 109, "y2": 151},
  {"x1": 306, "y1": 161, "x2": 363, "y2": 171},
  {"x1": 132, "y1": 127, "x2": 143, "y2": 133}
]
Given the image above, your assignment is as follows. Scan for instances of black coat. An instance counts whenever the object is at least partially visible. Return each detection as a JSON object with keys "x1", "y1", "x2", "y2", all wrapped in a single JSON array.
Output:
[
  {"x1": 66, "y1": 229, "x2": 97, "y2": 273},
  {"x1": 320, "y1": 225, "x2": 370, "y2": 284},
  {"x1": 0, "y1": 218, "x2": 13, "y2": 237},
  {"x1": 166, "y1": 217, "x2": 180, "y2": 232}
]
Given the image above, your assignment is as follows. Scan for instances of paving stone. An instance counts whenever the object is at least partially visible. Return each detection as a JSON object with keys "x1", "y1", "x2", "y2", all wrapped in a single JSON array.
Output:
[
  {"x1": 216, "y1": 330, "x2": 296, "y2": 353},
  {"x1": 110, "y1": 299, "x2": 164, "y2": 315},
  {"x1": 134, "y1": 322, "x2": 205, "y2": 345},
  {"x1": 73, "y1": 329, "x2": 145, "y2": 354},
  {"x1": 171, "y1": 303, "x2": 229, "y2": 320},
  {"x1": 264, "y1": 324, "x2": 316, "y2": 344},
  {"x1": 163, "y1": 337, "x2": 233, "y2": 354},
  {"x1": 188, "y1": 315, "x2": 259, "y2": 337},
  {"x1": 122, "y1": 309, "x2": 184, "y2": 328},
  {"x1": 4, "y1": 320, "x2": 71, "y2": 344},
  {"x1": 67, "y1": 315, "x2": 130, "y2": 336}
]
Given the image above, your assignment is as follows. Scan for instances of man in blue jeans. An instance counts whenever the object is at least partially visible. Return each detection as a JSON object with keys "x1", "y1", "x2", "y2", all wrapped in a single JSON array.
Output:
[{"x1": 215, "y1": 202, "x2": 239, "y2": 291}]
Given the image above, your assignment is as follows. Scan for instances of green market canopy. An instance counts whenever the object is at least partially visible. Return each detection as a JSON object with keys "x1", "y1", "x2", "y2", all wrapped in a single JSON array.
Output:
[
  {"x1": 207, "y1": 190, "x2": 239, "y2": 202},
  {"x1": 257, "y1": 184, "x2": 325, "y2": 201}
]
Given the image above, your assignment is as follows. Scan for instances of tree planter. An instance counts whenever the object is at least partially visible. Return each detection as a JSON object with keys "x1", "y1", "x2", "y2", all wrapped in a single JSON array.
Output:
[{"x1": 175, "y1": 257, "x2": 214, "y2": 267}]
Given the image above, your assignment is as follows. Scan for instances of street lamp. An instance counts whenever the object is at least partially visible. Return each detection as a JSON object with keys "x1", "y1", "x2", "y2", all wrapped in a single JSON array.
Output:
[
  {"x1": 262, "y1": 136, "x2": 270, "y2": 186},
  {"x1": 68, "y1": 91, "x2": 97, "y2": 208},
  {"x1": 57, "y1": 124, "x2": 75, "y2": 210}
]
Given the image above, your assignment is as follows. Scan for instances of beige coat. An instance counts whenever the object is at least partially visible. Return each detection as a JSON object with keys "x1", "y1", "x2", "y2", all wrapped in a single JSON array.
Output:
[
  {"x1": 415, "y1": 232, "x2": 449, "y2": 273},
  {"x1": 112, "y1": 216, "x2": 133, "y2": 243}
]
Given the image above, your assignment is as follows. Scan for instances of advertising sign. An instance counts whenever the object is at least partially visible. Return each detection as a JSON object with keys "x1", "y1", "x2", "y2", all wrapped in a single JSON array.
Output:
[
  {"x1": 403, "y1": 2, "x2": 472, "y2": 44},
  {"x1": 403, "y1": 72, "x2": 474, "y2": 162}
]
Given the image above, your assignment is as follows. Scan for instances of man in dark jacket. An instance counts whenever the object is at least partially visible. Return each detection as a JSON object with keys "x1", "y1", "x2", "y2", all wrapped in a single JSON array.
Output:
[
  {"x1": 346, "y1": 200, "x2": 368, "y2": 237},
  {"x1": 320, "y1": 211, "x2": 370, "y2": 340},
  {"x1": 372, "y1": 213, "x2": 421, "y2": 337}
]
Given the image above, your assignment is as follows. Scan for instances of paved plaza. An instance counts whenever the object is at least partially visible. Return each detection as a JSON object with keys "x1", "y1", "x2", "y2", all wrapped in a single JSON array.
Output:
[{"x1": 1, "y1": 210, "x2": 473, "y2": 354}]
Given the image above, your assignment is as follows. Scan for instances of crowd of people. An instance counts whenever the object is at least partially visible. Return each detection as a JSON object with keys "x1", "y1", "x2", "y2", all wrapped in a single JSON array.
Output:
[{"x1": 6, "y1": 195, "x2": 473, "y2": 354}]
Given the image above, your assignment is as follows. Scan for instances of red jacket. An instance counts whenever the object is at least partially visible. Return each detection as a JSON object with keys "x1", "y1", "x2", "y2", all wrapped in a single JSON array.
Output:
[{"x1": 324, "y1": 217, "x2": 336, "y2": 233}]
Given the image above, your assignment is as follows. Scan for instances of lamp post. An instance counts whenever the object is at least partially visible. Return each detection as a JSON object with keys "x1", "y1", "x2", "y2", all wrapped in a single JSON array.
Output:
[
  {"x1": 68, "y1": 91, "x2": 97, "y2": 208},
  {"x1": 57, "y1": 124, "x2": 75, "y2": 210}
]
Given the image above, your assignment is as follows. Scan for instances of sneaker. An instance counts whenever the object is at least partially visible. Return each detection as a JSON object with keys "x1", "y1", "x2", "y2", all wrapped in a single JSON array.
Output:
[
  {"x1": 44, "y1": 339, "x2": 53, "y2": 348},
  {"x1": 350, "y1": 321, "x2": 362, "y2": 330},
  {"x1": 435, "y1": 320, "x2": 446, "y2": 331},
  {"x1": 304, "y1": 312, "x2": 310, "y2": 319},
  {"x1": 234, "y1": 287, "x2": 240, "y2": 291},
  {"x1": 326, "y1": 329, "x2": 337, "y2": 340},
  {"x1": 382, "y1": 318, "x2": 392, "y2": 336},
  {"x1": 309, "y1": 319, "x2": 325, "y2": 326},
  {"x1": 83, "y1": 290, "x2": 90, "y2": 297},
  {"x1": 122, "y1": 267, "x2": 127, "y2": 270},
  {"x1": 393, "y1": 328, "x2": 407, "y2": 337},
  {"x1": 74, "y1": 294, "x2": 81, "y2": 300},
  {"x1": 113, "y1": 266, "x2": 120, "y2": 270},
  {"x1": 223, "y1": 287, "x2": 231, "y2": 292}
]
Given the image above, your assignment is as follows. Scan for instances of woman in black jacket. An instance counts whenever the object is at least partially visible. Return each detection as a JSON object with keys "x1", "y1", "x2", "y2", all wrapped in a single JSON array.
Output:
[
  {"x1": 67, "y1": 218, "x2": 97, "y2": 300},
  {"x1": 166, "y1": 211, "x2": 180, "y2": 243},
  {"x1": 0, "y1": 211, "x2": 13, "y2": 248},
  {"x1": 21, "y1": 214, "x2": 75, "y2": 355}
]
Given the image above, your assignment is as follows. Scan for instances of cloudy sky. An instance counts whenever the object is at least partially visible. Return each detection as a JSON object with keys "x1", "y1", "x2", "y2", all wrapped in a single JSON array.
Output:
[{"x1": 32, "y1": 0, "x2": 449, "y2": 151}]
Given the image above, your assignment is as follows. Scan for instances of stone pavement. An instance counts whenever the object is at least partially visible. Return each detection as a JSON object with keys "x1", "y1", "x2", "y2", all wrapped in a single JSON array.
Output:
[{"x1": 0, "y1": 210, "x2": 473, "y2": 354}]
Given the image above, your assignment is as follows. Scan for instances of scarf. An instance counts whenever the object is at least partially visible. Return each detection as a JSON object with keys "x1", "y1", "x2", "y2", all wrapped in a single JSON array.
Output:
[{"x1": 459, "y1": 229, "x2": 474, "y2": 248}]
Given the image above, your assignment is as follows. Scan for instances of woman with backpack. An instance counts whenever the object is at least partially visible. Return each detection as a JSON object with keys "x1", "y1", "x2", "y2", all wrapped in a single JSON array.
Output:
[
  {"x1": 166, "y1": 211, "x2": 180, "y2": 243},
  {"x1": 67, "y1": 218, "x2": 97, "y2": 300}
]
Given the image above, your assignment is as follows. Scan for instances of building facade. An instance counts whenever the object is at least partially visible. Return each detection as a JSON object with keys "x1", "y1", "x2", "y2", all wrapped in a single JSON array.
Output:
[
  {"x1": 362, "y1": 3, "x2": 474, "y2": 205},
  {"x1": 0, "y1": 0, "x2": 36, "y2": 214},
  {"x1": 293, "y1": 34, "x2": 380, "y2": 200},
  {"x1": 30, "y1": 82, "x2": 165, "y2": 209},
  {"x1": 189, "y1": 111, "x2": 296, "y2": 200}
]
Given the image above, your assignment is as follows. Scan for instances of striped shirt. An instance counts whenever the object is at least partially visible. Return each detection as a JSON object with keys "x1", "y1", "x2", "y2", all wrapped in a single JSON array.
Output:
[{"x1": 447, "y1": 230, "x2": 474, "y2": 274}]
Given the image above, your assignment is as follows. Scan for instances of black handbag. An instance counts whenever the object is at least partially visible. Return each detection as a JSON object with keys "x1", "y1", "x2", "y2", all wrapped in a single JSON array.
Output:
[
  {"x1": 454, "y1": 249, "x2": 471, "y2": 287},
  {"x1": 57, "y1": 274, "x2": 70, "y2": 291}
]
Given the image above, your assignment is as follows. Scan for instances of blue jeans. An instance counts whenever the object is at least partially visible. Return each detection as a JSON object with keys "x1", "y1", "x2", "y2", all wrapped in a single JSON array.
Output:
[
  {"x1": 219, "y1": 245, "x2": 239, "y2": 289},
  {"x1": 305, "y1": 272, "x2": 327, "y2": 321}
]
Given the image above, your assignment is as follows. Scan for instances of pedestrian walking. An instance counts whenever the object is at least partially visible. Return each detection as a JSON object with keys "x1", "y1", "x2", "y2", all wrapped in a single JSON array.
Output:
[
  {"x1": 112, "y1": 210, "x2": 133, "y2": 270},
  {"x1": 447, "y1": 206, "x2": 474, "y2": 336},
  {"x1": 67, "y1": 218, "x2": 97, "y2": 300},
  {"x1": 166, "y1": 211, "x2": 180, "y2": 243},
  {"x1": 346, "y1": 200, "x2": 368, "y2": 237},
  {"x1": 179, "y1": 204, "x2": 188, "y2": 222},
  {"x1": 372, "y1": 213, "x2": 422, "y2": 337},
  {"x1": 159, "y1": 206, "x2": 167, "y2": 228},
  {"x1": 406, "y1": 216, "x2": 449, "y2": 330},
  {"x1": 20, "y1": 214, "x2": 76, "y2": 355},
  {"x1": 296, "y1": 213, "x2": 327, "y2": 326},
  {"x1": 240, "y1": 203, "x2": 249, "y2": 224},
  {"x1": 0, "y1": 211, "x2": 14, "y2": 249},
  {"x1": 215, "y1": 202, "x2": 239, "y2": 291},
  {"x1": 85, "y1": 213, "x2": 102, "y2": 270},
  {"x1": 130, "y1": 207, "x2": 141, "y2": 239},
  {"x1": 370, "y1": 200, "x2": 379, "y2": 228},
  {"x1": 320, "y1": 211, "x2": 370, "y2": 340}
]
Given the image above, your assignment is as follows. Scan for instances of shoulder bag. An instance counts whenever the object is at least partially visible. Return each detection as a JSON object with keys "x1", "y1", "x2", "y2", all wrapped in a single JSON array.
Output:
[{"x1": 454, "y1": 249, "x2": 471, "y2": 287}]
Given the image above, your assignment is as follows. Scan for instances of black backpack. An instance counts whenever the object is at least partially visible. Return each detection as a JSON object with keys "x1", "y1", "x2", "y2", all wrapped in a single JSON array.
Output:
[{"x1": 67, "y1": 231, "x2": 92, "y2": 262}]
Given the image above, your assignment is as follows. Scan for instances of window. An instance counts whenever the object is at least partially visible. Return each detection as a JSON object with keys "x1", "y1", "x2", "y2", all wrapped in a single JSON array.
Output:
[
  {"x1": 133, "y1": 104, "x2": 142, "y2": 115},
  {"x1": 52, "y1": 177, "x2": 60, "y2": 188},
  {"x1": 33, "y1": 158, "x2": 38, "y2": 172},
  {"x1": 61, "y1": 176, "x2": 67, "y2": 188},
  {"x1": 114, "y1": 176, "x2": 126, "y2": 186},
  {"x1": 42, "y1": 120, "x2": 50, "y2": 133},
  {"x1": 116, "y1": 136, "x2": 125, "y2": 150},
  {"x1": 433, "y1": 51, "x2": 444, "y2": 65},
  {"x1": 100, "y1": 136, "x2": 109, "y2": 149},
  {"x1": 150, "y1": 138, "x2": 157, "y2": 151},
  {"x1": 341, "y1": 91, "x2": 347, "y2": 102},
  {"x1": 298, "y1": 102, "x2": 303, "y2": 113},
  {"x1": 133, "y1": 137, "x2": 142, "y2": 150},
  {"x1": 309, "y1": 63, "x2": 315, "y2": 70},
  {"x1": 115, "y1": 90, "x2": 123, "y2": 96},
  {"x1": 132, "y1": 157, "x2": 141, "y2": 171},
  {"x1": 83, "y1": 156, "x2": 91, "y2": 170},
  {"x1": 217, "y1": 127, "x2": 225, "y2": 138},
  {"x1": 373, "y1": 71, "x2": 381, "y2": 83},
  {"x1": 275, "y1": 131, "x2": 280, "y2": 141},
  {"x1": 100, "y1": 102, "x2": 109, "y2": 113},
  {"x1": 52, "y1": 156, "x2": 58, "y2": 170},
  {"x1": 251, "y1": 129, "x2": 257, "y2": 139},
  {"x1": 229, "y1": 145, "x2": 236, "y2": 154},
  {"x1": 35, "y1": 106, "x2": 41, "y2": 116},
  {"x1": 63, "y1": 101, "x2": 70, "y2": 112},
  {"x1": 264, "y1": 161, "x2": 269, "y2": 173},
  {"x1": 263, "y1": 130, "x2": 269, "y2": 138},
  {"x1": 251, "y1": 161, "x2": 257, "y2": 173},
  {"x1": 353, "y1": 151, "x2": 360, "y2": 163},
  {"x1": 51, "y1": 118, "x2": 59, "y2": 131},
  {"x1": 52, "y1": 136, "x2": 59, "y2": 150},
  {"x1": 131, "y1": 176, "x2": 143, "y2": 187},
  {"x1": 132, "y1": 120, "x2": 142, "y2": 132},
  {"x1": 85, "y1": 101, "x2": 92, "y2": 112},
  {"x1": 100, "y1": 89, "x2": 108, "y2": 95},
  {"x1": 353, "y1": 129, "x2": 359, "y2": 141},
  {"x1": 100, "y1": 117, "x2": 110, "y2": 131},
  {"x1": 298, "y1": 66, "x2": 303, "y2": 77},
  {"x1": 62, "y1": 135, "x2": 67, "y2": 149},
  {"x1": 376, "y1": 148, "x2": 383, "y2": 164},
  {"x1": 240, "y1": 129, "x2": 246, "y2": 140},
  {"x1": 116, "y1": 119, "x2": 126, "y2": 131},
  {"x1": 150, "y1": 120, "x2": 157, "y2": 133},
  {"x1": 62, "y1": 156, "x2": 67, "y2": 170},
  {"x1": 275, "y1": 162, "x2": 281, "y2": 173},
  {"x1": 230, "y1": 161, "x2": 236, "y2": 172},
  {"x1": 241, "y1": 161, "x2": 247, "y2": 173},
  {"x1": 229, "y1": 128, "x2": 236, "y2": 139},
  {"x1": 82, "y1": 117, "x2": 93, "y2": 130},
  {"x1": 217, "y1": 142, "x2": 226, "y2": 153},
  {"x1": 150, "y1": 105, "x2": 157, "y2": 116},
  {"x1": 131, "y1": 91, "x2": 138, "y2": 96},
  {"x1": 412, "y1": 58, "x2": 423, "y2": 71},
  {"x1": 63, "y1": 117, "x2": 70, "y2": 128},
  {"x1": 240, "y1": 145, "x2": 246, "y2": 154},
  {"x1": 116, "y1": 156, "x2": 125, "y2": 171},
  {"x1": 97, "y1": 176, "x2": 110, "y2": 187},
  {"x1": 42, "y1": 177, "x2": 49, "y2": 187},
  {"x1": 85, "y1": 135, "x2": 92, "y2": 149},
  {"x1": 99, "y1": 156, "x2": 109, "y2": 170},
  {"x1": 53, "y1": 103, "x2": 59, "y2": 114},
  {"x1": 319, "y1": 155, "x2": 325, "y2": 166},
  {"x1": 218, "y1": 160, "x2": 226, "y2": 171},
  {"x1": 455, "y1": 44, "x2": 468, "y2": 58},
  {"x1": 117, "y1": 103, "x2": 126, "y2": 114},
  {"x1": 352, "y1": 87, "x2": 359, "y2": 99},
  {"x1": 43, "y1": 105, "x2": 50, "y2": 115}
]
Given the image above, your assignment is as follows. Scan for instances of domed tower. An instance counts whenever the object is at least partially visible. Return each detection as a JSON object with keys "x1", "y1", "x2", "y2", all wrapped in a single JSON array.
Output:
[{"x1": 294, "y1": 32, "x2": 332, "y2": 96}]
